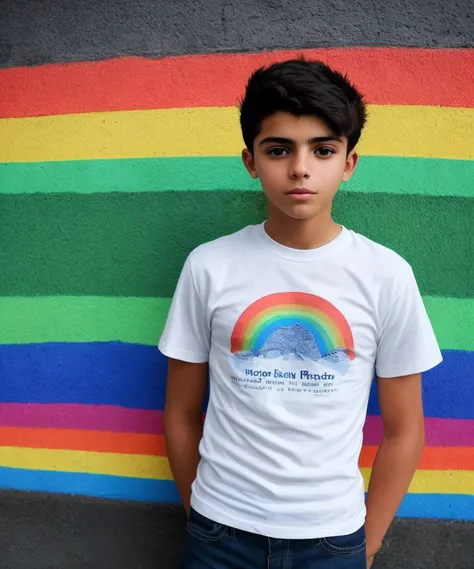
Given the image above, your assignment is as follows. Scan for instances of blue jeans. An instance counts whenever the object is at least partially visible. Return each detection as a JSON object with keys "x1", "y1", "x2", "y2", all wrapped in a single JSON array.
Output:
[{"x1": 181, "y1": 508, "x2": 367, "y2": 568}]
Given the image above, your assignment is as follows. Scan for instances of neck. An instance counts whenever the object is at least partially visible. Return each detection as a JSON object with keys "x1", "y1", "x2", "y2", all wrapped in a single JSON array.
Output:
[{"x1": 264, "y1": 207, "x2": 341, "y2": 250}]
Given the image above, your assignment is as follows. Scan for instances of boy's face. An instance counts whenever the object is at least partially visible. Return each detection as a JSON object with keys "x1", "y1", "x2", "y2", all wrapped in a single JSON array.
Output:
[{"x1": 242, "y1": 112, "x2": 358, "y2": 222}]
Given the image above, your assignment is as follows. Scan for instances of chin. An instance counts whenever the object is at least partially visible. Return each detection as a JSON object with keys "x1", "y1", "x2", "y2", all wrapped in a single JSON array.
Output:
[
  {"x1": 283, "y1": 205, "x2": 321, "y2": 220},
  {"x1": 266, "y1": 197, "x2": 325, "y2": 221}
]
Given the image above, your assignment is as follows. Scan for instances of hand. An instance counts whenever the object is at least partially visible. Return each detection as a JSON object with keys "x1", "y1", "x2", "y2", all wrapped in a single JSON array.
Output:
[{"x1": 366, "y1": 541, "x2": 382, "y2": 568}]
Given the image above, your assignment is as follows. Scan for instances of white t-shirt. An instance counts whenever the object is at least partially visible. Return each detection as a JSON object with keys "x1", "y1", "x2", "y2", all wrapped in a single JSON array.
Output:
[{"x1": 158, "y1": 223, "x2": 442, "y2": 539}]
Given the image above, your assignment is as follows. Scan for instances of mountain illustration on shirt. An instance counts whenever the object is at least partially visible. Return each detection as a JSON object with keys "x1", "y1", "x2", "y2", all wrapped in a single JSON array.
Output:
[
  {"x1": 229, "y1": 292, "x2": 355, "y2": 375},
  {"x1": 234, "y1": 323, "x2": 350, "y2": 364}
]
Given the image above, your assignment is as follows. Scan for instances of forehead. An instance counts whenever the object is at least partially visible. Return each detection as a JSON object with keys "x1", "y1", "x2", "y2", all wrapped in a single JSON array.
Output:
[{"x1": 256, "y1": 111, "x2": 335, "y2": 141}]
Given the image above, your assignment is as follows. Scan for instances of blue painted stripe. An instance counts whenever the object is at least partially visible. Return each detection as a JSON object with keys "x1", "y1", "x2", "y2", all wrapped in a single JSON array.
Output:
[
  {"x1": 0, "y1": 467, "x2": 473, "y2": 520},
  {"x1": 0, "y1": 343, "x2": 472, "y2": 418},
  {"x1": 397, "y1": 494, "x2": 474, "y2": 520},
  {"x1": 0, "y1": 467, "x2": 180, "y2": 503},
  {"x1": 0, "y1": 342, "x2": 168, "y2": 411},
  {"x1": 366, "y1": 349, "x2": 473, "y2": 419}
]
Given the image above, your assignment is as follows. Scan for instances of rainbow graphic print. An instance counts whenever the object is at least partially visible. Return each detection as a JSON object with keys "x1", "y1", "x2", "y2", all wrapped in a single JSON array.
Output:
[{"x1": 230, "y1": 293, "x2": 355, "y2": 377}]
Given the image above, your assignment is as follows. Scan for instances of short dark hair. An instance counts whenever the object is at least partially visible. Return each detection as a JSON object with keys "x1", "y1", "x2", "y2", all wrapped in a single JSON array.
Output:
[{"x1": 239, "y1": 57, "x2": 367, "y2": 154}]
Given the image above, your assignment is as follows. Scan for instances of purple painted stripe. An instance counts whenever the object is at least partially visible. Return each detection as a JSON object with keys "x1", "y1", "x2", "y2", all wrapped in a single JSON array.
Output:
[
  {"x1": 0, "y1": 403, "x2": 472, "y2": 446},
  {"x1": 364, "y1": 416, "x2": 474, "y2": 447},
  {"x1": 0, "y1": 403, "x2": 163, "y2": 435}
]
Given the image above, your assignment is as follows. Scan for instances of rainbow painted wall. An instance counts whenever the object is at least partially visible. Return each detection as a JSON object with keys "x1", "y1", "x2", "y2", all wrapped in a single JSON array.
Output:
[{"x1": 1, "y1": 46, "x2": 473, "y2": 524}]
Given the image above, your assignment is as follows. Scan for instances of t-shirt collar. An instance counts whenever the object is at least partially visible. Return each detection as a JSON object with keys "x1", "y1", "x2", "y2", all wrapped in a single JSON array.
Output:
[{"x1": 255, "y1": 221, "x2": 350, "y2": 262}]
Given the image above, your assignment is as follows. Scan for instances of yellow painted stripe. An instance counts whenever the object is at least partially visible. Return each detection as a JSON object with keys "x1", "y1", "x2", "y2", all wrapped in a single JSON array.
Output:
[
  {"x1": 0, "y1": 446, "x2": 172, "y2": 480},
  {"x1": 0, "y1": 447, "x2": 473, "y2": 494},
  {"x1": 361, "y1": 468, "x2": 474, "y2": 495},
  {"x1": 1, "y1": 105, "x2": 472, "y2": 163}
]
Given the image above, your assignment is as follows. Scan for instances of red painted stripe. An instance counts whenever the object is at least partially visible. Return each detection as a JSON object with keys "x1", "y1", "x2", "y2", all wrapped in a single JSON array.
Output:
[
  {"x1": 359, "y1": 446, "x2": 474, "y2": 471},
  {"x1": 1, "y1": 48, "x2": 473, "y2": 118},
  {"x1": 0, "y1": 427, "x2": 166, "y2": 456}
]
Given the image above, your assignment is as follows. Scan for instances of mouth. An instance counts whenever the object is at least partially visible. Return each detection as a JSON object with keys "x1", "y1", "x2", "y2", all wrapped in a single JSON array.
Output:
[{"x1": 286, "y1": 187, "x2": 316, "y2": 200}]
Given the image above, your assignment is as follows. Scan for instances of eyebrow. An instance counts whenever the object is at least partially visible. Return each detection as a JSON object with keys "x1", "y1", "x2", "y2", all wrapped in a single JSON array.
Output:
[{"x1": 258, "y1": 136, "x2": 343, "y2": 146}]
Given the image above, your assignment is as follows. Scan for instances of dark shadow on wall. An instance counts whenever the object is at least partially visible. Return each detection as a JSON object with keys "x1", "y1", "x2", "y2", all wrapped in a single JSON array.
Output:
[{"x1": 0, "y1": 490, "x2": 472, "y2": 569}]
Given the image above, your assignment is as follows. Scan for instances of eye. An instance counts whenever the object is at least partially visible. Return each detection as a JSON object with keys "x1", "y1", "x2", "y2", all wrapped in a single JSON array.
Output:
[
  {"x1": 267, "y1": 147, "x2": 290, "y2": 156},
  {"x1": 314, "y1": 146, "x2": 336, "y2": 157}
]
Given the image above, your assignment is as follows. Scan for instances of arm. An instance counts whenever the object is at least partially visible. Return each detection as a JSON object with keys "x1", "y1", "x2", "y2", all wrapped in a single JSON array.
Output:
[
  {"x1": 164, "y1": 358, "x2": 208, "y2": 516},
  {"x1": 365, "y1": 373, "x2": 425, "y2": 566}
]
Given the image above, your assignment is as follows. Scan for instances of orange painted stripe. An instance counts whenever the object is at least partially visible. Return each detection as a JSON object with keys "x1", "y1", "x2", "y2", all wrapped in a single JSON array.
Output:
[
  {"x1": 1, "y1": 428, "x2": 472, "y2": 471},
  {"x1": 359, "y1": 446, "x2": 474, "y2": 471},
  {"x1": 1, "y1": 48, "x2": 473, "y2": 118},
  {"x1": 0, "y1": 427, "x2": 166, "y2": 456}
]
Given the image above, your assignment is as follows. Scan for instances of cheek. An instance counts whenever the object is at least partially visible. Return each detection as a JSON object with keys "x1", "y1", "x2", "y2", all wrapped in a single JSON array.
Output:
[
  {"x1": 258, "y1": 167, "x2": 285, "y2": 190},
  {"x1": 317, "y1": 163, "x2": 347, "y2": 187}
]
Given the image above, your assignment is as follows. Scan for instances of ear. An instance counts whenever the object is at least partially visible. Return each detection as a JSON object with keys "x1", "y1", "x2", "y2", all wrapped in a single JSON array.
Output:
[
  {"x1": 342, "y1": 150, "x2": 358, "y2": 183},
  {"x1": 242, "y1": 148, "x2": 258, "y2": 179}
]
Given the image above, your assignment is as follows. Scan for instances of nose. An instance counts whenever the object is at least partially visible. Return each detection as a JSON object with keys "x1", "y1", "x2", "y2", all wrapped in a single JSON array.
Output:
[{"x1": 289, "y1": 152, "x2": 311, "y2": 180}]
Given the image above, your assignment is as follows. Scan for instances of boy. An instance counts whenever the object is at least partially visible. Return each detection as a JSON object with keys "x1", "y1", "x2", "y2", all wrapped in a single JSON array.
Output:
[{"x1": 159, "y1": 58, "x2": 442, "y2": 568}]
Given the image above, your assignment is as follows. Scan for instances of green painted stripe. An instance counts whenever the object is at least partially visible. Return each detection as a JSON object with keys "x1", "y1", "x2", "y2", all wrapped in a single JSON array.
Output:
[
  {"x1": 0, "y1": 191, "x2": 472, "y2": 298},
  {"x1": 423, "y1": 297, "x2": 474, "y2": 351},
  {"x1": 1, "y1": 156, "x2": 473, "y2": 198},
  {"x1": 1, "y1": 297, "x2": 171, "y2": 346},
  {"x1": 1, "y1": 296, "x2": 472, "y2": 351}
]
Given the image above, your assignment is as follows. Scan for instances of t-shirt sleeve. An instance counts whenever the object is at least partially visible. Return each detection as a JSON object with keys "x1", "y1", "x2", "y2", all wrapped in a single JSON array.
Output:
[
  {"x1": 375, "y1": 267, "x2": 443, "y2": 378},
  {"x1": 158, "y1": 253, "x2": 210, "y2": 363}
]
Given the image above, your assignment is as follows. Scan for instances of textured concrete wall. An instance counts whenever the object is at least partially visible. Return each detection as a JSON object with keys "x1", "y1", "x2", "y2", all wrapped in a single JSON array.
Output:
[
  {"x1": 1, "y1": 492, "x2": 474, "y2": 569},
  {"x1": 0, "y1": 0, "x2": 473, "y2": 568},
  {"x1": 1, "y1": 0, "x2": 473, "y2": 66}
]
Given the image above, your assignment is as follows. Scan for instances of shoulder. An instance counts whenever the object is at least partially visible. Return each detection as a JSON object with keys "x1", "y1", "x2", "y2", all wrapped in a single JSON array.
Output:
[
  {"x1": 187, "y1": 224, "x2": 258, "y2": 267},
  {"x1": 184, "y1": 224, "x2": 259, "y2": 284},
  {"x1": 347, "y1": 230, "x2": 414, "y2": 287},
  {"x1": 182, "y1": 225, "x2": 259, "y2": 296}
]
